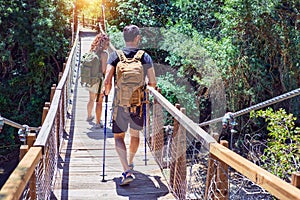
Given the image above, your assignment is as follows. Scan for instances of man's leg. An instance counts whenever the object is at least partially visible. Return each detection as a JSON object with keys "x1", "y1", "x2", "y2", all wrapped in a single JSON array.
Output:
[
  {"x1": 128, "y1": 128, "x2": 140, "y2": 166},
  {"x1": 114, "y1": 132, "x2": 130, "y2": 172},
  {"x1": 113, "y1": 107, "x2": 134, "y2": 185}
]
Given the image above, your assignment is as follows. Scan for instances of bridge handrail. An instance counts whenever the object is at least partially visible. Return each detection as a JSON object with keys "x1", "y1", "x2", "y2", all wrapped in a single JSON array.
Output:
[
  {"x1": 0, "y1": 24, "x2": 80, "y2": 200},
  {"x1": 147, "y1": 86, "x2": 300, "y2": 199},
  {"x1": 210, "y1": 142, "x2": 300, "y2": 200},
  {"x1": 148, "y1": 86, "x2": 216, "y2": 148},
  {"x1": 0, "y1": 147, "x2": 42, "y2": 199},
  {"x1": 34, "y1": 27, "x2": 79, "y2": 147}
]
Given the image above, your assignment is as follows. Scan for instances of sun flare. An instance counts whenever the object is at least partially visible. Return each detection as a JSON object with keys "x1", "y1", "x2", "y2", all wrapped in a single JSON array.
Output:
[{"x1": 75, "y1": 0, "x2": 104, "y2": 18}]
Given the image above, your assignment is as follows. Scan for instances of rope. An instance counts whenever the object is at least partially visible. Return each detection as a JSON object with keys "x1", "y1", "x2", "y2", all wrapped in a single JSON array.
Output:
[{"x1": 199, "y1": 87, "x2": 300, "y2": 127}]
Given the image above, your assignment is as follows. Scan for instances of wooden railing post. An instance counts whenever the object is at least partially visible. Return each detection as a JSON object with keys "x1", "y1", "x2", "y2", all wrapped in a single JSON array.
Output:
[
  {"x1": 41, "y1": 103, "x2": 50, "y2": 125},
  {"x1": 145, "y1": 89, "x2": 151, "y2": 146},
  {"x1": 56, "y1": 96, "x2": 62, "y2": 151},
  {"x1": 19, "y1": 133, "x2": 37, "y2": 200},
  {"x1": 170, "y1": 103, "x2": 180, "y2": 189},
  {"x1": 19, "y1": 145, "x2": 29, "y2": 161},
  {"x1": 205, "y1": 140, "x2": 229, "y2": 200},
  {"x1": 27, "y1": 133, "x2": 37, "y2": 200},
  {"x1": 50, "y1": 84, "x2": 56, "y2": 103},
  {"x1": 73, "y1": 5, "x2": 78, "y2": 44},
  {"x1": 152, "y1": 88, "x2": 164, "y2": 164},
  {"x1": 216, "y1": 140, "x2": 229, "y2": 199},
  {"x1": 173, "y1": 107, "x2": 187, "y2": 199},
  {"x1": 45, "y1": 102, "x2": 51, "y2": 108},
  {"x1": 63, "y1": 63, "x2": 66, "y2": 72},
  {"x1": 61, "y1": 85, "x2": 66, "y2": 132},
  {"x1": 58, "y1": 72, "x2": 63, "y2": 82},
  {"x1": 204, "y1": 148, "x2": 216, "y2": 199},
  {"x1": 27, "y1": 133, "x2": 36, "y2": 148},
  {"x1": 292, "y1": 172, "x2": 300, "y2": 189}
]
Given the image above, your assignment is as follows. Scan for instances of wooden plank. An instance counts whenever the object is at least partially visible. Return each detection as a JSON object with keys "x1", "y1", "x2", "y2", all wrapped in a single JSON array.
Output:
[
  {"x1": 0, "y1": 147, "x2": 42, "y2": 200},
  {"x1": 210, "y1": 142, "x2": 300, "y2": 200}
]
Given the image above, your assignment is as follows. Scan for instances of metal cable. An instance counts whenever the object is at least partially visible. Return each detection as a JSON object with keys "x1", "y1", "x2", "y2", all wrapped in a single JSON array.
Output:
[
  {"x1": 2, "y1": 117, "x2": 40, "y2": 131},
  {"x1": 199, "y1": 87, "x2": 300, "y2": 127}
]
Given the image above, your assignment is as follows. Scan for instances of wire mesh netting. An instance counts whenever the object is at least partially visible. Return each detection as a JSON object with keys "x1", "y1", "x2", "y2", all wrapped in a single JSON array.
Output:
[
  {"x1": 36, "y1": 127, "x2": 58, "y2": 199},
  {"x1": 145, "y1": 88, "x2": 280, "y2": 200},
  {"x1": 15, "y1": 30, "x2": 81, "y2": 200}
]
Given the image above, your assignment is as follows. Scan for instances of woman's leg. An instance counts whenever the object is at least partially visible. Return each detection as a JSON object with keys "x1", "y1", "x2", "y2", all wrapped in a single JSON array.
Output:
[
  {"x1": 87, "y1": 92, "x2": 96, "y2": 120},
  {"x1": 95, "y1": 94, "x2": 103, "y2": 124}
]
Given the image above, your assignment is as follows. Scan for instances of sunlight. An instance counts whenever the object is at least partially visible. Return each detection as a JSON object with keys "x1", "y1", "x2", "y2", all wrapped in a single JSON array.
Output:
[{"x1": 75, "y1": 0, "x2": 104, "y2": 18}]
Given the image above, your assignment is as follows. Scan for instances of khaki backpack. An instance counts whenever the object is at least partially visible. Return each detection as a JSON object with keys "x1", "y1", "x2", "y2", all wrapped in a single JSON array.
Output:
[
  {"x1": 80, "y1": 51, "x2": 103, "y2": 87},
  {"x1": 114, "y1": 50, "x2": 145, "y2": 116}
]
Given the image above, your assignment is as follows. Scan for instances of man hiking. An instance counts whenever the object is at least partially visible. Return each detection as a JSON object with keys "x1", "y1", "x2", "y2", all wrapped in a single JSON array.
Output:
[{"x1": 103, "y1": 25, "x2": 156, "y2": 185}]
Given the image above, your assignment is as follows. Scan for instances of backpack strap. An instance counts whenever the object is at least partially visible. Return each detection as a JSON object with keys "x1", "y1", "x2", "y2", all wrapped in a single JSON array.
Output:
[
  {"x1": 116, "y1": 50, "x2": 127, "y2": 62},
  {"x1": 133, "y1": 50, "x2": 145, "y2": 61}
]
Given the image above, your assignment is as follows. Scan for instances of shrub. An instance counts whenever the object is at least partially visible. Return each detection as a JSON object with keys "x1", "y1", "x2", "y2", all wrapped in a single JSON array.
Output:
[{"x1": 250, "y1": 108, "x2": 300, "y2": 181}]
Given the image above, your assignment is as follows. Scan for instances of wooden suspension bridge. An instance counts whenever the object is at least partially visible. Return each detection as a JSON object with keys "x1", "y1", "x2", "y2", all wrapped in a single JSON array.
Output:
[{"x1": 0, "y1": 18, "x2": 300, "y2": 200}]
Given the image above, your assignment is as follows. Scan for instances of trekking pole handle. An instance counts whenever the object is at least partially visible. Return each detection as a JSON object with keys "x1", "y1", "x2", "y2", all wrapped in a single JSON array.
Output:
[{"x1": 104, "y1": 93, "x2": 108, "y2": 103}]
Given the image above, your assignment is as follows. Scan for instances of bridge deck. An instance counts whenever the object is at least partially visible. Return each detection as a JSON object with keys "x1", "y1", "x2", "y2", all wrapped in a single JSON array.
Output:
[{"x1": 53, "y1": 29, "x2": 174, "y2": 200}]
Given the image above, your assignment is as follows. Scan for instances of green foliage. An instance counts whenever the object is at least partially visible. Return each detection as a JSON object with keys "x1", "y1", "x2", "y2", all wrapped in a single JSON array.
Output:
[
  {"x1": 106, "y1": 0, "x2": 300, "y2": 128},
  {"x1": 160, "y1": 23, "x2": 221, "y2": 89},
  {"x1": 0, "y1": 0, "x2": 72, "y2": 147},
  {"x1": 106, "y1": 25, "x2": 125, "y2": 49},
  {"x1": 170, "y1": 0, "x2": 223, "y2": 37},
  {"x1": 157, "y1": 72, "x2": 198, "y2": 121},
  {"x1": 215, "y1": 0, "x2": 300, "y2": 113},
  {"x1": 250, "y1": 108, "x2": 300, "y2": 181},
  {"x1": 106, "y1": 0, "x2": 173, "y2": 28}
]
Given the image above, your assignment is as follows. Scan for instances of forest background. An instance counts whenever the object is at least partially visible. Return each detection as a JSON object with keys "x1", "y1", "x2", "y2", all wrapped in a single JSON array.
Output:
[{"x1": 0, "y1": 0, "x2": 299, "y2": 180}]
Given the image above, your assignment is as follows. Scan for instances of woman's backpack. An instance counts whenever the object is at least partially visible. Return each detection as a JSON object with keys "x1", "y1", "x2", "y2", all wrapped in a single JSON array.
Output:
[{"x1": 80, "y1": 51, "x2": 102, "y2": 87}]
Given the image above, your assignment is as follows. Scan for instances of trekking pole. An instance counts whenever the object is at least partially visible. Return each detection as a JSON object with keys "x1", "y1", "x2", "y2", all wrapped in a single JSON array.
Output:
[
  {"x1": 109, "y1": 107, "x2": 113, "y2": 127},
  {"x1": 143, "y1": 89, "x2": 149, "y2": 165},
  {"x1": 96, "y1": 78, "x2": 103, "y2": 103},
  {"x1": 109, "y1": 89, "x2": 115, "y2": 127},
  {"x1": 102, "y1": 94, "x2": 108, "y2": 182}
]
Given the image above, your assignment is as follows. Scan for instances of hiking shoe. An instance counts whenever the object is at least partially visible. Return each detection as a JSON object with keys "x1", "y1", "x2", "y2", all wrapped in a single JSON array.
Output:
[
  {"x1": 86, "y1": 116, "x2": 94, "y2": 122},
  {"x1": 128, "y1": 163, "x2": 134, "y2": 171},
  {"x1": 120, "y1": 171, "x2": 134, "y2": 186},
  {"x1": 94, "y1": 123, "x2": 101, "y2": 129},
  {"x1": 94, "y1": 122, "x2": 104, "y2": 129}
]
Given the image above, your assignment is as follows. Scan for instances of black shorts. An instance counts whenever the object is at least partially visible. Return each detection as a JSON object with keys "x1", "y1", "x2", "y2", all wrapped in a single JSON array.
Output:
[{"x1": 112, "y1": 106, "x2": 144, "y2": 134}]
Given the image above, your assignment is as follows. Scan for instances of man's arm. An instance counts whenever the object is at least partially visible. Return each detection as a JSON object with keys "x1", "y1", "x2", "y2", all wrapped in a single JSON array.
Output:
[
  {"x1": 103, "y1": 64, "x2": 114, "y2": 95},
  {"x1": 147, "y1": 67, "x2": 156, "y2": 88}
]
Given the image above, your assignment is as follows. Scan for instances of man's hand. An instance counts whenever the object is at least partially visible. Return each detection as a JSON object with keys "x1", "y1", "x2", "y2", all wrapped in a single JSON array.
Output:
[{"x1": 103, "y1": 64, "x2": 114, "y2": 95}]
